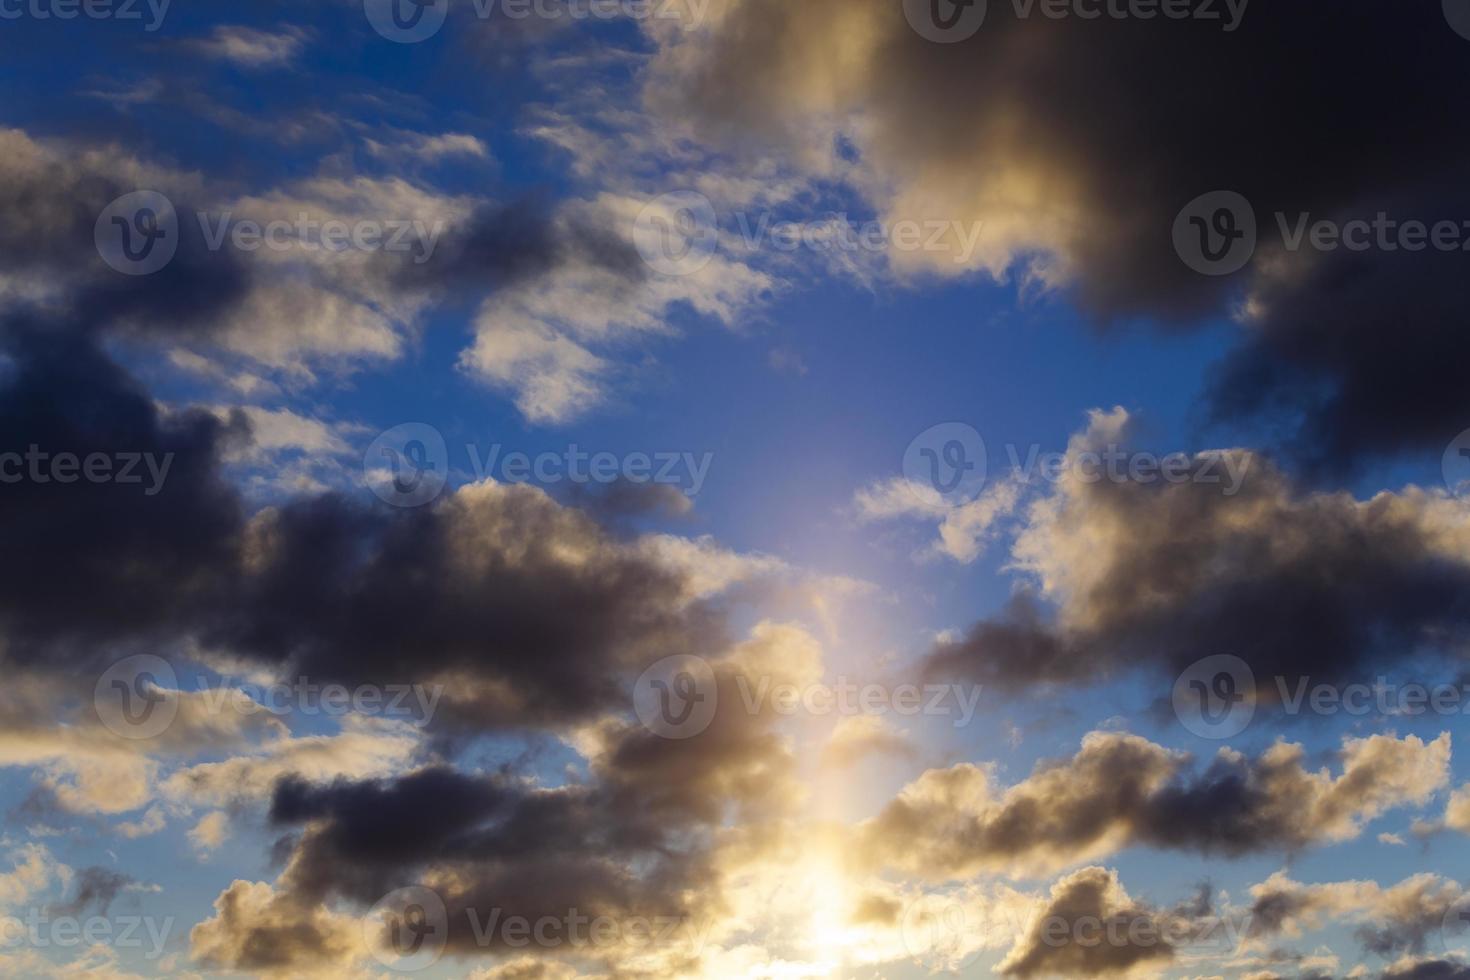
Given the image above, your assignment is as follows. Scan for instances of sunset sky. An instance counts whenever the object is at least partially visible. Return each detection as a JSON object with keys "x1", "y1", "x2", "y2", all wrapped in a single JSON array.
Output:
[{"x1": 3, "y1": 2, "x2": 1470, "y2": 978}]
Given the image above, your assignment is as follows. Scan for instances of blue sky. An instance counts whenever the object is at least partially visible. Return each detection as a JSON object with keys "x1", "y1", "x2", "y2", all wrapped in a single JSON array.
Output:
[{"x1": 2, "y1": 2, "x2": 1470, "y2": 979}]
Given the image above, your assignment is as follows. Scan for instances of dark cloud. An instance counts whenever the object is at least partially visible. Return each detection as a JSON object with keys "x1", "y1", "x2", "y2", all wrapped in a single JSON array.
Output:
[
  {"x1": 208, "y1": 482, "x2": 722, "y2": 728},
  {"x1": 996, "y1": 866, "x2": 1173, "y2": 978},
  {"x1": 1360, "y1": 909, "x2": 1455, "y2": 960},
  {"x1": 0, "y1": 325, "x2": 243, "y2": 669},
  {"x1": 265, "y1": 657, "x2": 804, "y2": 903},
  {"x1": 1209, "y1": 194, "x2": 1470, "y2": 470},
  {"x1": 189, "y1": 877, "x2": 360, "y2": 975},
  {"x1": 650, "y1": 0, "x2": 1470, "y2": 467},
  {"x1": 384, "y1": 195, "x2": 645, "y2": 299},
  {"x1": 0, "y1": 95, "x2": 718, "y2": 727},
  {"x1": 1243, "y1": 883, "x2": 1324, "y2": 941},
  {"x1": 207, "y1": 647, "x2": 813, "y2": 968},
  {"x1": 558, "y1": 479, "x2": 695, "y2": 529},
  {"x1": 1234, "y1": 870, "x2": 1467, "y2": 968},
  {"x1": 1383, "y1": 960, "x2": 1470, "y2": 980},
  {"x1": 922, "y1": 414, "x2": 1470, "y2": 692},
  {"x1": 0, "y1": 117, "x2": 704, "y2": 720},
  {"x1": 860, "y1": 731, "x2": 1447, "y2": 879},
  {"x1": 0, "y1": 315, "x2": 767, "y2": 973},
  {"x1": 923, "y1": 592, "x2": 1074, "y2": 689},
  {"x1": 0, "y1": 128, "x2": 255, "y2": 341},
  {"x1": 48, "y1": 866, "x2": 136, "y2": 918},
  {"x1": 0, "y1": 321, "x2": 724, "y2": 729}
]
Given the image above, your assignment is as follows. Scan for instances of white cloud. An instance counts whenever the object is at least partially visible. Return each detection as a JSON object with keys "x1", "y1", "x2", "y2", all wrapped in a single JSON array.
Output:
[
  {"x1": 854, "y1": 475, "x2": 1025, "y2": 563},
  {"x1": 187, "y1": 26, "x2": 309, "y2": 68}
]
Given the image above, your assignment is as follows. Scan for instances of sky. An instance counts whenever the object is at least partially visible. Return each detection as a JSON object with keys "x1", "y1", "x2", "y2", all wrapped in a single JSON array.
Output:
[{"x1": 2, "y1": 1, "x2": 1470, "y2": 978}]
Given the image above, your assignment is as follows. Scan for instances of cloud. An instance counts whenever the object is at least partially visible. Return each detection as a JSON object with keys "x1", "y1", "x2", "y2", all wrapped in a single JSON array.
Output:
[
  {"x1": 160, "y1": 720, "x2": 423, "y2": 807},
  {"x1": 0, "y1": 327, "x2": 245, "y2": 670},
  {"x1": 212, "y1": 406, "x2": 352, "y2": 457},
  {"x1": 185, "y1": 26, "x2": 309, "y2": 68},
  {"x1": 859, "y1": 731, "x2": 1449, "y2": 879},
  {"x1": 194, "y1": 621, "x2": 823, "y2": 974},
  {"x1": 1382, "y1": 957, "x2": 1470, "y2": 980},
  {"x1": 213, "y1": 481, "x2": 731, "y2": 731},
  {"x1": 190, "y1": 812, "x2": 230, "y2": 855},
  {"x1": 471, "y1": 959, "x2": 584, "y2": 980},
  {"x1": 820, "y1": 715, "x2": 915, "y2": 769},
  {"x1": 0, "y1": 844, "x2": 68, "y2": 911},
  {"x1": 640, "y1": 1, "x2": 1470, "y2": 465},
  {"x1": 924, "y1": 409, "x2": 1470, "y2": 691},
  {"x1": 49, "y1": 867, "x2": 136, "y2": 918},
  {"x1": 1445, "y1": 784, "x2": 1470, "y2": 834},
  {"x1": 0, "y1": 127, "x2": 638, "y2": 387},
  {"x1": 189, "y1": 879, "x2": 362, "y2": 977},
  {"x1": 0, "y1": 668, "x2": 289, "y2": 827},
  {"x1": 1245, "y1": 870, "x2": 1466, "y2": 957},
  {"x1": 200, "y1": 404, "x2": 363, "y2": 497},
  {"x1": 116, "y1": 807, "x2": 167, "y2": 839},
  {"x1": 459, "y1": 193, "x2": 773, "y2": 424},
  {"x1": 766, "y1": 345, "x2": 807, "y2": 377},
  {"x1": 854, "y1": 474, "x2": 1025, "y2": 563},
  {"x1": 996, "y1": 867, "x2": 1174, "y2": 978},
  {"x1": 0, "y1": 325, "x2": 739, "y2": 735},
  {"x1": 365, "y1": 132, "x2": 493, "y2": 165}
]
